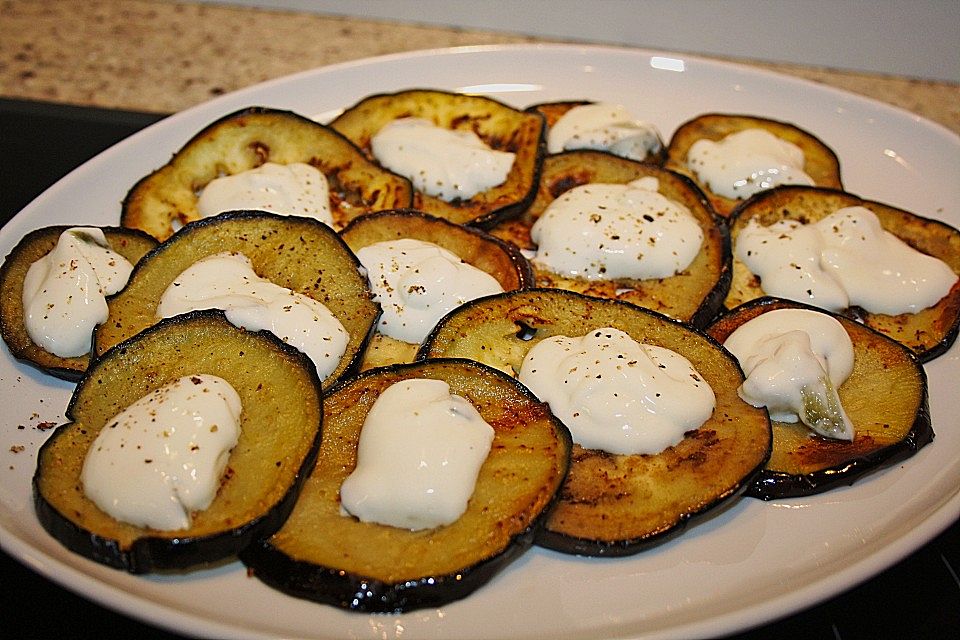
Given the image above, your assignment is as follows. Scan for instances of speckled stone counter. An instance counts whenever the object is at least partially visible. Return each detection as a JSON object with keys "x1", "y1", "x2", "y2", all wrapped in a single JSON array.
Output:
[{"x1": 1, "y1": 0, "x2": 958, "y2": 135}]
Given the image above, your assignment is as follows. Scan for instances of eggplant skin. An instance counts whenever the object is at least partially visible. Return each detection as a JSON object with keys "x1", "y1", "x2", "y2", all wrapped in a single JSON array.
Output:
[
  {"x1": 329, "y1": 89, "x2": 547, "y2": 229},
  {"x1": 0, "y1": 225, "x2": 158, "y2": 381},
  {"x1": 241, "y1": 358, "x2": 572, "y2": 613},
  {"x1": 419, "y1": 288, "x2": 771, "y2": 556},
  {"x1": 33, "y1": 310, "x2": 325, "y2": 573},
  {"x1": 665, "y1": 113, "x2": 843, "y2": 217},
  {"x1": 121, "y1": 106, "x2": 414, "y2": 241},
  {"x1": 725, "y1": 185, "x2": 960, "y2": 362},
  {"x1": 707, "y1": 297, "x2": 934, "y2": 500}
]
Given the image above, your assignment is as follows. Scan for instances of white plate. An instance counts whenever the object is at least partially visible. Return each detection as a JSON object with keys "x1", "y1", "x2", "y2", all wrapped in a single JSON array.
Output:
[{"x1": 1, "y1": 44, "x2": 958, "y2": 640}]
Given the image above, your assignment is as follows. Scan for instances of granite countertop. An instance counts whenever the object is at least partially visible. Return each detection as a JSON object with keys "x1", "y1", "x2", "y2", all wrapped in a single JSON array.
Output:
[{"x1": 1, "y1": 0, "x2": 958, "y2": 136}]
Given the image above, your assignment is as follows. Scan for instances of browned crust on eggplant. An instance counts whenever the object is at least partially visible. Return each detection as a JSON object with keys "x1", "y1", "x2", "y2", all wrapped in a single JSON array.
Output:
[
  {"x1": 665, "y1": 113, "x2": 843, "y2": 217},
  {"x1": 489, "y1": 150, "x2": 731, "y2": 327},
  {"x1": 121, "y1": 107, "x2": 414, "y2": 241},
  {"x1": 725, "y1": 185, "x2": 960, "y2": 362},
  {"x1": 0, "y1": 225, "x2": 158, "y2": 380},
  {"x1": 707, "y1": 297, "x2": 933, "y2": 499},
  {"x1": 418, "y1": 288, "x2": 771, "y2": 556},
  {"x1": 33, "y1": 310, "x2": 324, "y2": 573},
  {"x1": 95, "y1": 211, "x2": 380, "y2": 390},
  {"x1": 329, "y1": 89, "x2": 546, "y2": 228},
  {"x1": 240, "y1": 358, "x2": 571, "y2": 612},
  {"x1": 525, "y1": 100, "x2": 666, "y2": 164}
]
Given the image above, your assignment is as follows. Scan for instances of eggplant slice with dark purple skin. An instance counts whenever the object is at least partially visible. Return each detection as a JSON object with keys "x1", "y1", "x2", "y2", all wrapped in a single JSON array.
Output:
[
  {"x1": 34, "y1": 310, "x2": 324, "y2": 573},
  {"x1": 665, "y1": 113, "x2": 843, "y2": 217},
  {"x1": 725, "y1": 185, "x2": 960, "y2": 362},
  {"x1": 418, "y1": 288, "x2": 771, "y2": 556},
  {"x1": 329, "y1": 89, "x2": 546, "y2": 228},
  {"x1": 240, "y1": 358, "x2": 571, "y2": 613},
  {"x1": 0, "y1": 225, "x2": 158, "y2": 381},
  {"x1": 489, "y1": 150, "x2": 731, "y2": 328},
  {"x1": 122, "y1": 107, "x2": 414, "y2": 241},
  {"x1": 707, "y1": 297, "x2": 933, "y2": 500},
  {"x1": 95, "y1": 210, "x2": 380, "y2": 391},
  {"x1": 339, "y1": 208, "x2": 535, "y2": 369}
]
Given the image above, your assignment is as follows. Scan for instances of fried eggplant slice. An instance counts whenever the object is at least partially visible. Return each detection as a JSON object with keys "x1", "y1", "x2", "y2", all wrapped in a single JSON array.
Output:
[
  {"x1": 329, "y1": 89, "x2": 546, "y2": 228},
  {"x1": 707, "y1": 297, "x2": 933, "y2": 499},
  {"x1": 665, "y1": 113, "x2": 842, "y2": 217},
  {"x1": 0, "y1": 225, "x2": 158, "y2": 381},
  {"x1": 240, "y1": 358, "x2": 571, "y2": 613},
  {"x1": 95, "y1": 211, "x2": 379, "y2": 390},
  {"x1": 340, "y1": 209, "x2": 534, "y2": 369},
  {"x1": 122, "y1": 107, "x2": 414, "y2": 240},
  {"x1": 489, "y1": 151, "x2": 731, "y2": 327},
  {"x1": 726, "y1": 185, "x2": 960, "y2": 361},
  {"x1": 419, "y1": 288, "x2": 771, "y2": 556},
  {"x1": 34, "y1": 310, "x2": 324, "y2": 573}
]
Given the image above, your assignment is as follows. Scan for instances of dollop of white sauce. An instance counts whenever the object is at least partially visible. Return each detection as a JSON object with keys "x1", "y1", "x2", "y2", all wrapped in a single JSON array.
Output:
[
  {"x1": 355, "y1": 238, "x2": 504, "y2": 344},
  {"x1": 548, "y1": 103, "x2": 662, "y2": 161},
  {"x1": 518, "y1": 328, "x2": 715, "y2": 455},
  {"x1": 81, "y1": 374, "x2": 242, "y2": 530},
  {"x1": 723, "y1": 308, "x2": 855, "y2": 440},
  {"x1": 22, "y1": 228, "x2": 134, "y2": 357},
  {"x1": 339, "y1": 378, "x2": 495, "y2": 531},
  {"x1": 686, "y1": 128, "x2": 815, "y2": 199},
  {"x1": 157, "y1": 252, "x2": 349, "y2": 380},
  {"x1": 530, "y1": 177, "x2": 704, "y2": 280},
  {"x1": 737, "y1": 206, "x2": 958, "y2": 315},
  {"x1": 197, "y1": 162, "x2": 333, "y2": 226},
  {"x1": 370, "y1": 117, "x2": 515, "y2": 201}
]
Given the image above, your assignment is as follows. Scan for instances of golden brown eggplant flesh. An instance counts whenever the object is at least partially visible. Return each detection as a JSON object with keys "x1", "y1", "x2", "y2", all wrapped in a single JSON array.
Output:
[
  {"x1": 340, "y1": 208, "x2": 534, "y2": 369},
  {"x1": 0, "y1": 225, "x2": 158, "y2": 381},
  {"x1": 665, "y1": 113, "x2": 843, "y2": 217},
  {"x1": 725, "y1": 185, "x2": 960, "y2": 362},
  {"x1": 707, "y1": 297, "x2": 933, "y2": 499},
  {"x1": 329, "y1": 89, "x2": 546, "y2": 228},
  {"x1": 489, "y1": 150, "x2": 731, "y2": 327},
  {"x1": 240, "y1": 358, "x2": 571, "y2": 613},
  {"x1": 95, "y1": 211, "x2": 380, "y2": 390},
  {"x1": 122, "y1": 107, "x2": 414, "y2": 240},
  {"x1": 418, "y1": 288, "x2": 771, "y2": 556},
  {"x1": 34, "y1": 310, "x2": 324, "y2": 573}
]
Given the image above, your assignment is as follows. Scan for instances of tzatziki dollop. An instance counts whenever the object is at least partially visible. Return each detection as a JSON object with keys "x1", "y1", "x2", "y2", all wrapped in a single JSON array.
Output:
[
  {"x1": 355, "y1": 238, "x2": 504, "y2": 344},
  {"x1": 548, "y1": 102, "x2": 663, "y2": 162},
  {"x1": 723, "y1": 308, "x2": 855, "y2": 440},
  {"x1": 22, "y1": 227, "x2": 134, "y2": 357},
  {"x1": 518, "y1": 328, "x2": 715, "y2": 455},
  {"x1": 530, "y1": 177, "x2": 703, "y2": 280},
  {"x1": 686, "y1": 128, "x2": 814, "y2": 200},
  {"x1": 197, "y1": 162, "x2": 333, "y2": 226},
  {"x1": 157, "y1": 251, "x2": 349, "y2": 380},
  {"x1": 370, "y1": 117, "x2": 515, "y2": 201},
  {"x1": 737, "y1": 206, "x2": 958, "y2": 315},
  {"x1": 81, "y1": 374, "x2": 242, "y2": 530},
  {"x1": 339, "y1": 378, "x2": 495, "y2": 531}
]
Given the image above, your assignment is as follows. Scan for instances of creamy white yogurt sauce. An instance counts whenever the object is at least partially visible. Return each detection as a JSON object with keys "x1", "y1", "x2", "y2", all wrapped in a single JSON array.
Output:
[
  {"x1": 355, "y1": 238, "x2": 504, "y2": 344},
  {"x1": 22, "y1": 227, "x2": 134, "y2": 357},
  {"x1": 737, "y1": 206, "x2": 958, "y2": 315},
  {"x1": 81, "y1": 374, "x2": 242, "y2": 530},
  {"x1": 518, "y1": 328, "x2": 715, "y2": 455},
  {"x1": 197, "y1": 162, "x2": 333, "y2": 226},
  {"x1": 157, "y1": 252, "x2": 348, "y2": 380},
  {"x1": 686, "y1": 128, "x2": 814, "y2": 200},
  {"x1": 547, "y1": 102, "x2": 663, "y2": 161},
  {"x1": 370, "y1": 117, "x2": 515, "y2": 201},
  {"x1": 723, "y1": 308, "x2": 855, "y2": 440},
  {"x1": 339, "y1": 378, "x2": 495, "y2": 530},
  {"x1": 530, "y1": 177, "x2": 703, "y2": 280}
]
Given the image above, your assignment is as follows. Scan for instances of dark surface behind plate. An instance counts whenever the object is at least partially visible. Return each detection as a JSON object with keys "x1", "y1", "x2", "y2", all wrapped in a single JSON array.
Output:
[{"x1": 0, "y1": 97, "x2": 957, "y2": 639}]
